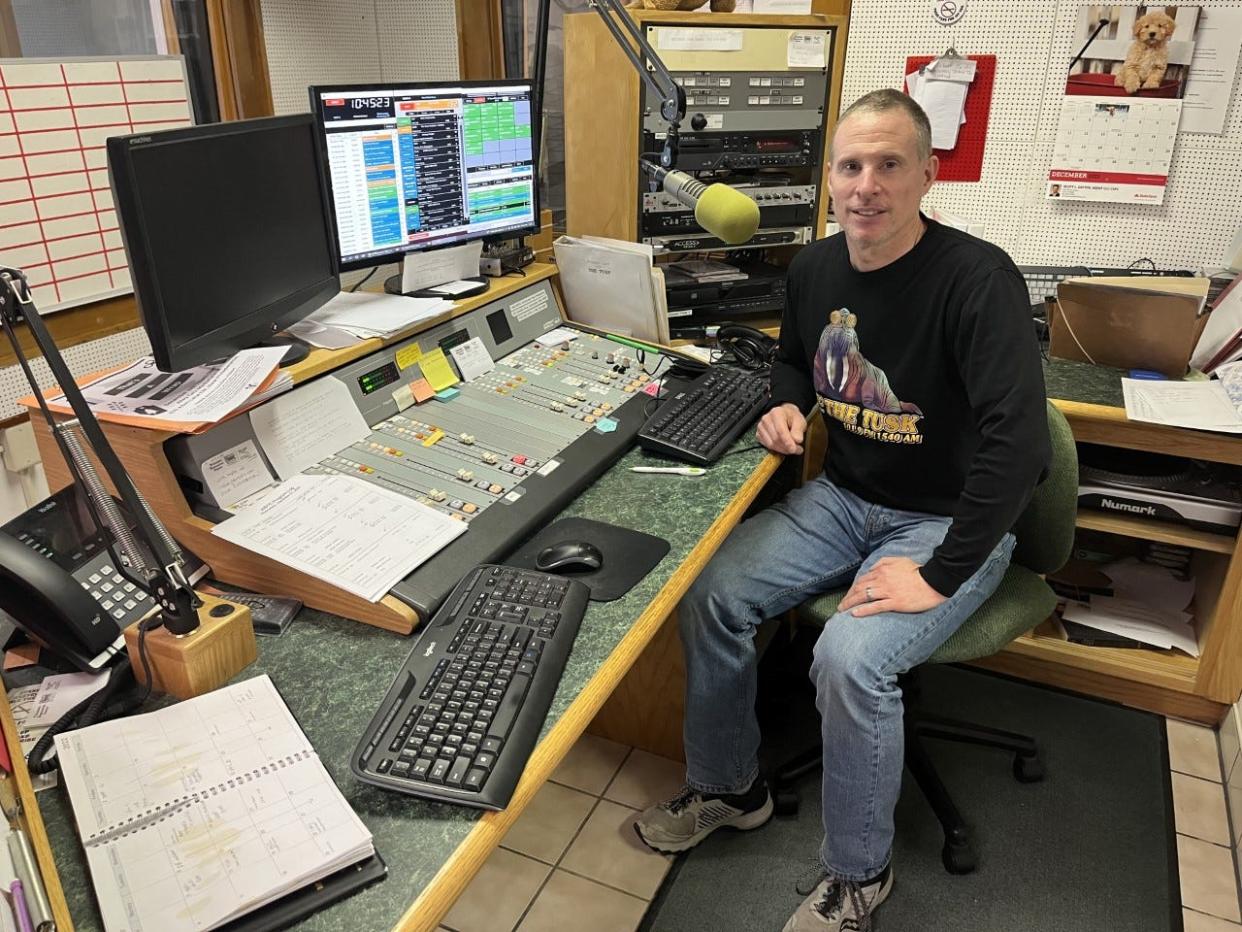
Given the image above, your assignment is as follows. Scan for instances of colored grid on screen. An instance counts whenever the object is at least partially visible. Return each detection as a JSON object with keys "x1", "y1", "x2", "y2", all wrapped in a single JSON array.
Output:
[{"x1": 0, "y1": 57, "x2": 192, "y2": 312}]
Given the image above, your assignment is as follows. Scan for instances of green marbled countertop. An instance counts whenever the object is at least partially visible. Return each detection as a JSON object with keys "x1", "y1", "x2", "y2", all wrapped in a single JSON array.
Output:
[
  {"x1": 34, "y1": 439, "x2": 773, "y2": 932},
  {"x1": 1042, "y1": 357, "x2": 1126, "y2": 408}
]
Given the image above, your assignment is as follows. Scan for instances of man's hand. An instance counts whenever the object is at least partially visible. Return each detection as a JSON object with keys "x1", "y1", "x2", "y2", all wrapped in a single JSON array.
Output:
[
  {"x1": 756, "y1": 403, "x2": 806, "y2": 454},
  {"x1": 839, "y1": 557, "x2": 948, "y2": 617}
]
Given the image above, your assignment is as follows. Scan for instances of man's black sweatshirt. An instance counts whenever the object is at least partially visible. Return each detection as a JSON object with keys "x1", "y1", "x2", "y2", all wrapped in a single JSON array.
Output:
[{"x1": 769, "y1": 218, "x2": 1051, "y2": 596}]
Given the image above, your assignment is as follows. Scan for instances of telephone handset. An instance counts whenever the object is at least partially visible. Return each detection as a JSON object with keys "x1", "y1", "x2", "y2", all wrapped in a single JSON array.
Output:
[{"x1": 0, "y1": 485, "x2": 202, "y2": 671}]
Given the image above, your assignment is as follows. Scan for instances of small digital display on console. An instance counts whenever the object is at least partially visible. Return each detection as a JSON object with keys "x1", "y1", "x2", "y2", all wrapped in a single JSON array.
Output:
[
  {"x1": 358, "y1": 362, "x2": 400, "y2": 395},
  {"x1": 438, "y1": 329, "x2": 470, "y2": 353}
]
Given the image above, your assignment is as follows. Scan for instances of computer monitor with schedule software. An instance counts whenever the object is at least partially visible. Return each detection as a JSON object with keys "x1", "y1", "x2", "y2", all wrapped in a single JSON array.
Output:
[
  {"x1": 308, "y1": 81, "x2": 539, "y2": 273},
  {"x1": 108, "y1": 114, "x2": 339, "y2": 372}
]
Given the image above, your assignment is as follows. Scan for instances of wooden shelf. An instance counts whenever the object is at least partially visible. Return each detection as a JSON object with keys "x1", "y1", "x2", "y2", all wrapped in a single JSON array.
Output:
[
  {"x1": 1002, "y1": 631, "x2": 1201, "y2": 694},
  {"x1": 1075, "y1": 510, "x2": 1236, "y2": 554}
]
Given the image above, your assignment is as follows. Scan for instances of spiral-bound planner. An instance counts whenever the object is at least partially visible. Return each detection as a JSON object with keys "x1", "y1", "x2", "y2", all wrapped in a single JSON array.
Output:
[{"x1": 53, "y1": 674, "x2": 374, "y2": 931}]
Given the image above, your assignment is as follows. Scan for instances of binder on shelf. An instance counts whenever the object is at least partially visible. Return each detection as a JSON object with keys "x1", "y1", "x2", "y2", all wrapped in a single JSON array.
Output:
[{"x1": 553, "y1": 235, "x2": 669, "y2": 344}]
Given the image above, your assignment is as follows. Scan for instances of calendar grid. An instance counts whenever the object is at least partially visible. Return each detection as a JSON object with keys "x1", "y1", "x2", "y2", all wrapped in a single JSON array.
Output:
[{"x1": 0, "y1": 55, "x2": 193, "y2": 313}]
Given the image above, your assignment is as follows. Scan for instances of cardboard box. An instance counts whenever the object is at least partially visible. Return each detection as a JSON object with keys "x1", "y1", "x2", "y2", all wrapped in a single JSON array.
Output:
[{"x1": 1049, "y1": 276, "x2": 1210, "y2": 378}]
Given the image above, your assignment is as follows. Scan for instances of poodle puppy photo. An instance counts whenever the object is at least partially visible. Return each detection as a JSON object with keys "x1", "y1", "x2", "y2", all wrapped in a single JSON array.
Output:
[{"x1": 1115, "y1": 10, "x2": 1178, "y2": 94}]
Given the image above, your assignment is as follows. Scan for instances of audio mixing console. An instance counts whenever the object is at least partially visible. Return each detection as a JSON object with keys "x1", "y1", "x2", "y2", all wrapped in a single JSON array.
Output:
[{"x1": 169, "y1": 279, "x2": 661, "y2": 623}]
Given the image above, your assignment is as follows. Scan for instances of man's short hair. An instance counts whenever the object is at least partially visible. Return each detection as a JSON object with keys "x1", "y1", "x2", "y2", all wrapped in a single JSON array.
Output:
[{"x1": 833, "y1": 89, "x2": 932, "y2": 162}]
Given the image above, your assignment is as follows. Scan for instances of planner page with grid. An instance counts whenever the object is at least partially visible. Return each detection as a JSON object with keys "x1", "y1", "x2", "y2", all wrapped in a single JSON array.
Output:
[{"x1": 54, "y1": 675, "x2": 373, "y2": 931}]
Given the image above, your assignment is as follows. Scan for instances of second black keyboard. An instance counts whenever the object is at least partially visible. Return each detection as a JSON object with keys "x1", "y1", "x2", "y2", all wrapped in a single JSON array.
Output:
[
  {"x1": 352, "y1": 564, "x2": 590, "y2": 809},
  {"x1": 638, "y1": 366, "x2": 770, "y2": 465}
]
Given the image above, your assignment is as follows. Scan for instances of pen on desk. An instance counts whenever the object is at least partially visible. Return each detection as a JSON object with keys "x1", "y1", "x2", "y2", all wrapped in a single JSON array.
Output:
[
  {"x1": 6, "y1": 833, "x2": 51, "y2": 932},
  {"x1": 629, "y1": 466, "x2": 707, "y2": 476},
  {"x1": 8, "y1": 882, "x2": 31, "y2": 932}
]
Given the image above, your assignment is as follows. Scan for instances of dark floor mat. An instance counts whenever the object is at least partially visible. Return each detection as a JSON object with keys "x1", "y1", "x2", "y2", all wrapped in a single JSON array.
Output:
[{"x1": 642, "y1": 651, "x2": 1177, "y2": 932}]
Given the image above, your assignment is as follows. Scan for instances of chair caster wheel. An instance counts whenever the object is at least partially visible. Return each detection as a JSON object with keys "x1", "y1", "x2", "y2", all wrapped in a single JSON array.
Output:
[
  {"x1": 942, "y1": 839, "x2": 977, "y2": 875},
  {"x1": 1013, "y1": 751, "x2": 1044, "y2": 783},
  {"x1": 773, "y1": 789, "x2": 800, "y2": 816}
]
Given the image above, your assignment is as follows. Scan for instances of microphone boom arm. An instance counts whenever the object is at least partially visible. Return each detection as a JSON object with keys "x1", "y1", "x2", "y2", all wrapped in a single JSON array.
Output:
[
  {"x1": 0, "y1": 268, "x2": 201, "y2": 634},
  {"x1": 586, "y1": 0, "x2": 687, "y2": 168}
]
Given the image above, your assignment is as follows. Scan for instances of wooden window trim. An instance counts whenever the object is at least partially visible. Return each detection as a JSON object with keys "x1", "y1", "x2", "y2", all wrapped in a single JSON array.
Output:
[
  {"x1": 204, "y1": 0, "x2": 274, "y2": 119},
  {"x1": 456, "y1": 0, "x2": 505, "y2": 80}
]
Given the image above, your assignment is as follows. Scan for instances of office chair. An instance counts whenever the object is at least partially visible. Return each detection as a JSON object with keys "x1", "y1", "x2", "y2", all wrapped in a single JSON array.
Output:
[{"x1": 771, "y1": 401, "x2": 1078, "y2": 875}]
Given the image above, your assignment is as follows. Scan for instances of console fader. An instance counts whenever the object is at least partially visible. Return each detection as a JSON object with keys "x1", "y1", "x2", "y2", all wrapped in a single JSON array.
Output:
[{"x1": 168, "y1": 279, "x2": 659, "y2": 623}]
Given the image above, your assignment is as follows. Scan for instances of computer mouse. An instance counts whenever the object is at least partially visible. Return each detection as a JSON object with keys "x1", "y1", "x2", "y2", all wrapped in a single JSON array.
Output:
[{"x1": 535, "y1": 540, "x2": 604, "y2": 573}]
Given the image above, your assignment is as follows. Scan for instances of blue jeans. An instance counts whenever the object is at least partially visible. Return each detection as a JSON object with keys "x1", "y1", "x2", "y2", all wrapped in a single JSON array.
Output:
[{"x1": 680, "y1": 475, "x2": 1014, "y2": 881}]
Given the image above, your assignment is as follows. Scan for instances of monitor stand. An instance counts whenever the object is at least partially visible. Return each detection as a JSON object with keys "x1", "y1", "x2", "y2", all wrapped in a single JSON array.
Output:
[
  {"x1": 259, "y1": 335, "x2": 309, "y2": 366},
  {"x1": 383, "y1": 243, "x2": 491, "y2": 300},
  {"x1": 383, "y1": 273, "x2": 490, "y2": 300}
]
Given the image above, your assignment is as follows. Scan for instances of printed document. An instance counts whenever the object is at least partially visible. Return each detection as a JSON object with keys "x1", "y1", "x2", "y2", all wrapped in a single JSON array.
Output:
[
  {"x1": 211, "y1": 474, "x2": 466, "y2": 602},
  {"x1": 249, "y1": 375, "x2": 371, "y2": 480},
  {"x1": 289, "y1": 290, "x2": 453, "y2": 342},
  {"x1": 1122, "y1": 377, "x2": 1242, "y2": 433},
  {"x1": 63, "y1": 346, "x2": 287, "y2": 429}
]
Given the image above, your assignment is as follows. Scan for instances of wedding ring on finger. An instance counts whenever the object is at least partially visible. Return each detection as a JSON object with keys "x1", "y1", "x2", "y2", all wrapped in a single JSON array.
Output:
[{"x1": 865, "y1": 586, "x2": 874, "y2": 601}]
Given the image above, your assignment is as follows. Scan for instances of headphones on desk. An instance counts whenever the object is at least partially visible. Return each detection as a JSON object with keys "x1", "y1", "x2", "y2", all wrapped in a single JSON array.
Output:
[{"x1": 716, "y1": 324, "x2": 778, "y2": 371}]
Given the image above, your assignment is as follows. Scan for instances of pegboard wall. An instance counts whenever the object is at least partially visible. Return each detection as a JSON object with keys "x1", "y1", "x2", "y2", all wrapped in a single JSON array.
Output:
[
  {"x1": 841, "y1": 0, "x2": 1242, "y2": 271},
  {"x1": 0, "y1": 324, "x2": 151, "y2": 420},
  {"x1": 260, "y1": 0, "x2": 461, "y2": 117}
]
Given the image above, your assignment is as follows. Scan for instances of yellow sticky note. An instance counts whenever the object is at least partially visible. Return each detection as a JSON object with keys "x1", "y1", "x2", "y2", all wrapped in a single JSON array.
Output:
[
  {"x1": 396, "y1": 343, "x2": 424, "y2": 371},
  {"x1": 420, "y1": 348, "x2": 460, "y2": 392},
  {"x1": 409, "y1": 378, "x2": 435, "y2": 403}
]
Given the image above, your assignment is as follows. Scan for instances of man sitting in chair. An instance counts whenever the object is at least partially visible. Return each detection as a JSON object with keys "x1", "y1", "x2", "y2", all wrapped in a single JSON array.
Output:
[{"x1": 634, "y1": 89, "x2": 1051, "y2": 931}]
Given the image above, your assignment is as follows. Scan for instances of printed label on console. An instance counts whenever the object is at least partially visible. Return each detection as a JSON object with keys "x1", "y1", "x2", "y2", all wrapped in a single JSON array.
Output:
[
  {"x1": 510, "y1": 289, "x2": 549, "y2": 322},
  {"x1": 537, "y1": 459, "x2": 561, "y2": 476}
]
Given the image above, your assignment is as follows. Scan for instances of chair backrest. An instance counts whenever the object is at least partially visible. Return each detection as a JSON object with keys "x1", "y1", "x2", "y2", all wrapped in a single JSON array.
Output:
[{"x1": 1011, "y1": 401, "x2": 1077, "y2": 575}]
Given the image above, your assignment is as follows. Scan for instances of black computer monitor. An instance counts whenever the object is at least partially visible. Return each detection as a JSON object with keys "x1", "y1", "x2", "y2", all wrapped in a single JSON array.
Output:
[
  {"x1": 308, "y1": 81, "x2": 540, "y2": 273},
  {"x1": 108, "y1": 115, "x2": 339, "y2": 372}
]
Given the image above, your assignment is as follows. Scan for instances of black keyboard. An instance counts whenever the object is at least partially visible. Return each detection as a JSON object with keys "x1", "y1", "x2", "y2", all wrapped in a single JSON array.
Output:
[
  {"x1": 1020, "y1": 264, "x2": 1192, "y2": 306},
  {"x1": 352, "y1": 564, "x2": 590, "y2": 809},
  {"x1": 638, "y1": 366, "x2": 769, "y2": 465}
]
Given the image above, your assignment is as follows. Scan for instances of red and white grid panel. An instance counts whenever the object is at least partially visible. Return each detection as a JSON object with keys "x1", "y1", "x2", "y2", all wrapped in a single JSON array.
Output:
[{"x1": 0, "y1": 56, "x2": 192, "y2": 313}]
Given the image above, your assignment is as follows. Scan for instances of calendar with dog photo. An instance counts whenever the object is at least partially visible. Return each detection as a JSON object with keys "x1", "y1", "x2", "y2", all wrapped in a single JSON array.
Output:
[{"x1": 1045, "y1": 5, "x2": 1200, "y2": 205}]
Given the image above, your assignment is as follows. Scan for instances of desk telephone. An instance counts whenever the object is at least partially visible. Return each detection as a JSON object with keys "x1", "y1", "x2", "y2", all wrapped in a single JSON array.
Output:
[{"x1": 0, "y1": 485, "x2": 201, "y2": 671}]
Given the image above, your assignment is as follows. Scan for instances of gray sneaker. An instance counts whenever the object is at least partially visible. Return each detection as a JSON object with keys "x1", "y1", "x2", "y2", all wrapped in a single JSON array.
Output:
[
  {"x1": 633, "y1": 780, "x2": 773, "y2": 853},
  {"x1": 782, "y1": 864, "x2": 893, "y2": 932}
]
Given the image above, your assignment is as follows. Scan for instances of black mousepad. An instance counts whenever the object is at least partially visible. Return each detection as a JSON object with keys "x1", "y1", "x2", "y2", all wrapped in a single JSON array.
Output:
[{"x1": 505, "y1": 517, "x2": 670, "y2": 602}]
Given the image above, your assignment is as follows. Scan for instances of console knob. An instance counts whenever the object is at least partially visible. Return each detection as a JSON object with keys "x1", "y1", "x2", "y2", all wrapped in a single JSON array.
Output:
[{"x1": 690, "y1": 112, "x2": 708, "y2": 131}]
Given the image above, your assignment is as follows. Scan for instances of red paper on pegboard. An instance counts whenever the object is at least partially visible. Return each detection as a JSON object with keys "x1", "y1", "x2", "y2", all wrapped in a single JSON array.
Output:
[{"x1": 903, "y1": 54, "x2": 996, "y2": 182}]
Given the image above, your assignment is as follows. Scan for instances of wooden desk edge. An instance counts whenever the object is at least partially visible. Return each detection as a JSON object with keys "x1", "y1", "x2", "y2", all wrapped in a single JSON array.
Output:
[
  {"x1": 1051, "y1": 397, "x2": 1242, "y2": 465},
  {"x1": 0, "y1": 686, "x2": 74, "y2": 931},
  {"x1": 396, "y1": 452, "x2": 782, "y2": 932}
]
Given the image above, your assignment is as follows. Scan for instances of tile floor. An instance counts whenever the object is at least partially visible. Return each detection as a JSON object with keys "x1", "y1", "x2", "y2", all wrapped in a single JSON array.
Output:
[{"x1": 439, "y1": 720, "x2": 1241, "y2": 932}]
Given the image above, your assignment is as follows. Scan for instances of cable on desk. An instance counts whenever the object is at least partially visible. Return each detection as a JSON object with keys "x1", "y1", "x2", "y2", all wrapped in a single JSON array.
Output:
[
  {"x1": 349, "y1": 268, "x2": 378, "y2": 293},
  {"x1": 25, "y1": 617, "x2": 163, "y2": 775}
]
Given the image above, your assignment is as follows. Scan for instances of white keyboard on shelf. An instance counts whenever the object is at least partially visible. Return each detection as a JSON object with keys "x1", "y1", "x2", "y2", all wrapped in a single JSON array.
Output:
[{"x1": 1019, "y1": 265, "x2": 1193, "y2": 307}]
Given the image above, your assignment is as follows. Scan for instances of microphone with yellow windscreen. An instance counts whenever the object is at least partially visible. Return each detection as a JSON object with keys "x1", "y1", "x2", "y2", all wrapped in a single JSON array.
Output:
[{"x1": 640, "y1": 160, "x2": 760, "y2": 246}]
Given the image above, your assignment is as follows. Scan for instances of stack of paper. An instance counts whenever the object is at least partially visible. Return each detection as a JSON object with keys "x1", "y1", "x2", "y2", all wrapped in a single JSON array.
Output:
[
  {"x1": 1060, "y1": 558, "x2": 1199, "y2": 655},
  {"x1": 33, "y1": 345, "x2": 291, "y2": 434},
  {"x1": 288, "y1": 291, "x2": 454, "y2": 348},
  {"x1": 1122, "y1": 360, "x2": 1242, "y2": 433},
  {"x1": 554, "y1": 235, "x2": 669, "y2": 343},
  {"x1": 905, "y1": 56, "x2": 976, "y2": 150}
]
